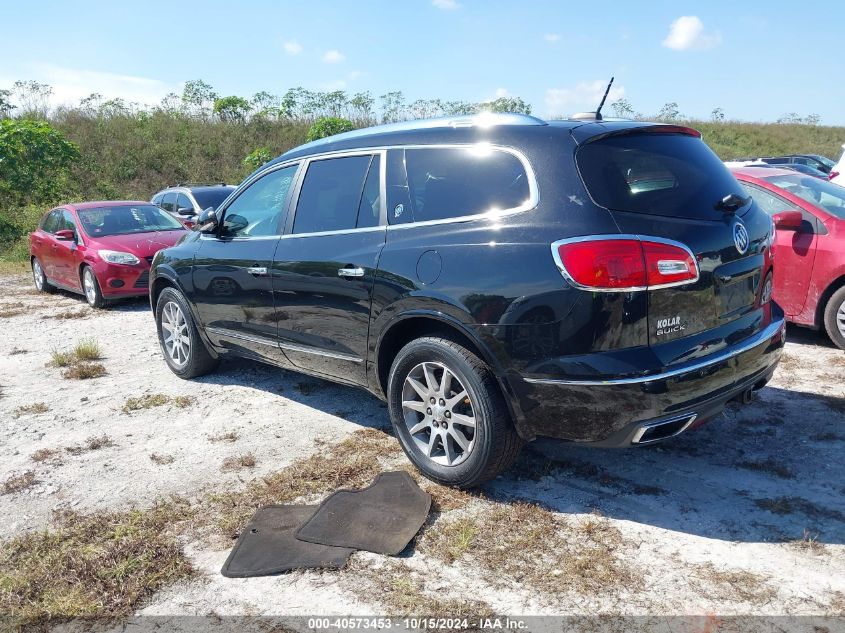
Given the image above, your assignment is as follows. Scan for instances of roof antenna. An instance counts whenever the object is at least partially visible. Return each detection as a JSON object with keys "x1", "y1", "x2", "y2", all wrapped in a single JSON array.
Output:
[{"x1": 594, "y1": 76, "x2": 614, "y2": 121}]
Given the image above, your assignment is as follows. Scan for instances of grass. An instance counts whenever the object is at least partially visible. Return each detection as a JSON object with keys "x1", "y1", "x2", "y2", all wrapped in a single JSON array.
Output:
[
  {"x1": 689, "y1": 562, "x2": 776, "y2": 604},
  {"x1": 122, "y1": 393, "x2": 196, "y2": 414},
  {"x1": 62, "y1": 362, "x2": 106, "y2": 380},
  {"x1": 205, "y1": 428, "x2": 399, "y2": 538},
  {"x1": 220, "y1": 454, "x2": 257, "y2": 473},
  {"x1": 1, "y1": 471, "x2": 37, "y2": 495},
  {"x1": 12, "y1": 402, "x2": 50, "y2": 418},
  {"x1": 0, "y1": 500, "x2": 194, "y2": 628},
  {"x1": 419, "y1": 503, "x2": 636, "y2": 597},
  {"x1": 30, "y1": 448, "x2": 63, "y2": 464},
  {"x1": 0, "y1": 260, "x2": 29, "y2": 277},
  {"x1": 755, "y1": 496, "x2": 845, "y2": 522},
  {"x1": 65, "y1": 434, "x2": 115, "y2": 456},
  {"x1": 792, "y1": 529, "x2": 825, "y2": 554},
  {"x1": 150, "y1": 453, "x2": 176, "y2": 465},
  {"x1": 737, "y1": 457, "x2": 795, "y2": 479},
  {"x1": 208, "y1": 431, "x2": 240, "y2": 443},
  {"x1": 46, "y1": 308, "x2": 90, "y2": 320},
  {"x1": 48, "y1": 339, "x2": 105, "y2": 379},
  {"x1": 0, "y1": 301, "x2": 26, "y2": 318}
]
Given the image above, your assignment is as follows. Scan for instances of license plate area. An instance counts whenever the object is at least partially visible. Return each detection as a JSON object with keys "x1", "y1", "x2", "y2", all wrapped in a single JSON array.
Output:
[{"x1": 717, "y1": 273, "x2": 758, "y2": 318}]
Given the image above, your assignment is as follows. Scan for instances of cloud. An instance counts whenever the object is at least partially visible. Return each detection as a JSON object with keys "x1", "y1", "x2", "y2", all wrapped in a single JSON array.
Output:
[
  {"x1": 323, "y1": 50, "x2": 345, "y2": 63},
  {"x1": 283, "y1": 40, "x2": 302, "y2": 55},
  {"x1": 493, "y1": 87, "x2": 509, "y2": 99},
  {"x1": 544, "y1": 33, "x2": 560, "y2": 42},
  {"x1": 545, "y1": 80, "x2": 624, "y2": 115},
  {"x1": 432, "y1": 0, "x2": 460, "y2": 9},
  {"x1": 7, "y1": 63, "x2": 179, "y2": 108},
  {"x1": 662, "y1": 16, "x2": 721, "y2": 51}
]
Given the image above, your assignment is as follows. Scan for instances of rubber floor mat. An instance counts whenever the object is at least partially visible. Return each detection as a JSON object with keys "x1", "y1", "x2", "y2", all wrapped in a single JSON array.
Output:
[
  {"x1": 221, "y1": 505, "x2": 353, "y2": 577},
  {"x1": 295, "y1": 471, "x2": 432, "y2": 555}
]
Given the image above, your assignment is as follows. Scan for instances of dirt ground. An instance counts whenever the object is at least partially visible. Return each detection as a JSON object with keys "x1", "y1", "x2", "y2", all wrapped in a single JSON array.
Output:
[{"x1": 1, "y1": 271, "x2": 844, "y2": 621}]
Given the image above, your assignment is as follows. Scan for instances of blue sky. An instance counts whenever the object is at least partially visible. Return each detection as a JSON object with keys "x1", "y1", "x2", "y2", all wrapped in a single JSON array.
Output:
[{"x1": 1, "y1": 0, "x2": 841, "y2": 123}]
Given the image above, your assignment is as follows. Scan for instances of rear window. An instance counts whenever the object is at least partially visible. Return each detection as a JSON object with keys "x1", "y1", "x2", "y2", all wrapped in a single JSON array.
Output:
[
  {"x1": 404, "y1": 147, "x2": 530, "y2": 223},
  {"x1": 192, "y1": 188, "x2": 235, "y2": 210},
  {"x1": 576, "y1": 133, "x2": 744, "y2": 219}
]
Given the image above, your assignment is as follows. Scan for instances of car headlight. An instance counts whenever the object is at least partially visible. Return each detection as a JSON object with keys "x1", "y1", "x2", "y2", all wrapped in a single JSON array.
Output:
[{"x1": 98, "y1": 250, "x2": 140, "y2": 265}]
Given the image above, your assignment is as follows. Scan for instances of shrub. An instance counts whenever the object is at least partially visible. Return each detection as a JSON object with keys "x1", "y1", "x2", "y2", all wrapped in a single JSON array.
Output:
[{"x1": 305, "y1": 116, "x2": 355, "y2": 142}]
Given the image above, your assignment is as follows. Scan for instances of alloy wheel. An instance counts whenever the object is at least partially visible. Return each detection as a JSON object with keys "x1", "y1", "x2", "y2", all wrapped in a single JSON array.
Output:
[
  {"x1": 161, "y1": 301, "x2": 191, "y2": 366},
  {"x1": 33, "y1": 260, "x2": 44, "y2": 291},
  {"x1": 83, "y1": 269, "x2": 97, "y2": 304},
  {"x1": 401, "y1": 361, "x2": 476, "y2": 466},
  {"x1": 837, "y1": 299, "x2": 845, "y2": 339}
]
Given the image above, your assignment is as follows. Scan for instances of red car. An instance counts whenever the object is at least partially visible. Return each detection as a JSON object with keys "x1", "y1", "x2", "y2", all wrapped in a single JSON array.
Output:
[
  {"x1": 732, "y1": 167, "x2": 845, "y2": 349},
  {"x1": 30, "y1": 201, "x2": 188, "y2": 307}
]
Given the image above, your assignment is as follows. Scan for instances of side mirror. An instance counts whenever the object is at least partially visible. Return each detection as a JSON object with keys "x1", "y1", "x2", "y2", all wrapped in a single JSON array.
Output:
[
  {"x1": 195, "y1": 207, "x2": 218, "y2": 233},
  {"x1": 773, "y1": 210, "x2": 803, "y2": 231},
  {"x1": 55, "y1": 229, "x2": 75, "y2": 241},
  {"x1": 177, "y1": 206, "x2": 196, "y2": 217}
]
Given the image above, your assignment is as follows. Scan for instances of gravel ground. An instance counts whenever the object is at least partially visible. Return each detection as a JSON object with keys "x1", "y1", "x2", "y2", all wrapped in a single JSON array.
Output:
[{"x1": 1, "y1": 271, "x2": 844, "y2": 620}]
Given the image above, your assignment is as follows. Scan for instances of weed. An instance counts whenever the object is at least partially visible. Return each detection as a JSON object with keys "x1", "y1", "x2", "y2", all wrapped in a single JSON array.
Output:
[
  {"x1": 47, "y1": 309, "x2": 90, "y2": 320},
  {"x1": 73, "y1": 338, "x2": 101, "y2": 360},
  {"x1": 66, "y1": 435, "x2": 115, "y2": 456},
  {"x1": 30, "y1": 448, "x2": 63, "y2": 464},
  {"x1": 0, "y1": 301, "x2": 26, "y2": 318},
  {"x1": 12, "y1": 402, "x2": 49, "y2": 418},
  {"x1": 221, "y1": 454, "x2": 257, "y2": 472},
  {"x1": 9, "y1": 348, "x2": 28, "y2": 355},
  {"x1": 208, "y1": 431, "x2": 240, "y2": 443},
  {"x1": 1, "y1": 471, "x2": 36, "y2": 495},
  {"x1": 49, "y1": 350, "x2": 75, "y2": 368},
  {"x1": 62, "y1": 362, "x2": 106, "y2": 380},
  {"x1": 755, "y1": 496, "x2": 845, "y2": 522},
  {"x1": 150, "y1": 453, "x2": 176, "y2": 465},
  {"x1": 294, "y1": 380, "x2": 320, "y2": 395},
  {"x1": 792, "y1": 529, "x2": 825, "y2": 553},
  {"x1": 689, "y1": 562, "x2": 776, "y2": 604},
  {"x1": 737, "y1": 457, "x2": 795, "y2": 479}
]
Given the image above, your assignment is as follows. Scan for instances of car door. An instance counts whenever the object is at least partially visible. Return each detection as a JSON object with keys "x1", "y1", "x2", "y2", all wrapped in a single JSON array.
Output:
[
  {"x1": 51, "y1": 209, "x2": 84, "y2": 289},
  {"x1": 33, "y1": 210, "x2": 61, "y2": 279},
  {"x1": 192, "y1": 163, "x2": 300, "y2": 365},
  {"x1": 160, "y1": 192, "x2": 177, "y2": 217},
  {"x1": 740, "y1": 182, "x2": 818, "y2": 315},
  {"x1": 272, "y1": 152, "x2": 386, "y2": 385}
]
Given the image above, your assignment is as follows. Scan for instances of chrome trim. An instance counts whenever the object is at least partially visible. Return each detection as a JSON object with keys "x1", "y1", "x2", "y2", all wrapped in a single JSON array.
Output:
[
  {"x1": 247, "y1": 266, "x2": 268, "y2": 276},
  {"x1": 631, "y1": 413, "x2": 697, "y2": 444},
  {"x1": 338, "y1": 267, "x2": 365, "y2": 278},
  {"x1": 206, "y1": 326, "x2": 363, "y2": 363},
  {"x1": 279, "y1": 225, "x2": 385, "y2": 240},
  {"x1": 523, "y1": 317, "x2": 784, "y2": 386},
  {"x1": 550, "y1": 234, "x2": 700, "y2": 293}
]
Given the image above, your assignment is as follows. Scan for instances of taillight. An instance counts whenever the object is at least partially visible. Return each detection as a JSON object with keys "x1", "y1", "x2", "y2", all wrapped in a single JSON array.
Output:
[
  {"x1": 829, "y1": 171, "x2": 840, "y2": 181},
  {"x1": 552, "y1": 236, "x2": 699, "y2": 291}
]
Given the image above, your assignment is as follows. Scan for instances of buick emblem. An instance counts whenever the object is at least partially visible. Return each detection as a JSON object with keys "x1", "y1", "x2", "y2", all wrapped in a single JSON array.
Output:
[{"x1": 733, "y1": 222, "x2": 749, "y2": 255}]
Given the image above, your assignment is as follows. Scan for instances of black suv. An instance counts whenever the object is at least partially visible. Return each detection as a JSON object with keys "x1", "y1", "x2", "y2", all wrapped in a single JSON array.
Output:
[{"x1": 150, "y1": 113, "x2": 785, "y2": 487}]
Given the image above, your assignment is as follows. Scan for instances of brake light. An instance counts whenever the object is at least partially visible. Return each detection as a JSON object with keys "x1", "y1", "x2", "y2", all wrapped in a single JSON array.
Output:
[
  {"x1": 829, "y1": 170, "x2": 840, "y2": 181},
  {"x1": 552, "y1": 237, "x2": 698, "y2": 291}
]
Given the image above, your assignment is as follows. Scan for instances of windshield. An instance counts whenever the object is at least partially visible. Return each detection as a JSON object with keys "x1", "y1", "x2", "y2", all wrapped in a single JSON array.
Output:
[
  {"x1": 811, "y1": 155, "x2": 836, "y2": 169},
  {"x1": 576, "y1": 132, "x2": 744, "y2": 219},
  {"x1": 192, "y1": 188, "x2": 235, "y2": 210},
  {"x1": 78, "y1": 205, "x2": 184, "y2": 237},
  {"x1": 764, "y1": 174, "x2": 845, "y2": 219}
]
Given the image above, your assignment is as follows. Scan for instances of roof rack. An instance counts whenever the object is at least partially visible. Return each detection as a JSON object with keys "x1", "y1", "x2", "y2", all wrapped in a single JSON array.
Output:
[{"x1": 174, "y1": 182, "x2": 229, "y2": 187}]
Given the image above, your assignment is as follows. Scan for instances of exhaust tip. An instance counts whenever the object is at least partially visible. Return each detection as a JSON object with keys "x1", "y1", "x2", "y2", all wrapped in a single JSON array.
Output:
[{"x1": 632, "y1": 414, "x2": 697, "y2": 444}]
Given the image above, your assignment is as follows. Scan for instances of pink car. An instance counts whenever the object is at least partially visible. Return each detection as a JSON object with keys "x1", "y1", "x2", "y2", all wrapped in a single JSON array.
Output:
[{"x1": 30, "y1": 201, "x2": 188, "y2": 307}]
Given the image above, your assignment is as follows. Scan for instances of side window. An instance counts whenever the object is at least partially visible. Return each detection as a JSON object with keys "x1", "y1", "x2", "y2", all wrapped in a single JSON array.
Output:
[
  {"x1": 293, "y1": 155, "x2": 372, "y2": 234},
  {"x1": 175, "y1": 193, "x2": 194, "y2": 214},
  {"x1": 222, "y1": 164, "x2": 298, "y2": 237},
  {"x1": 739, "y1": 183, "x2": 793, "y2": 215},
  {"x1": 41, "y1": 210, "x2": 60, "y2": 233},
  {"x1": 59, "y1": 210, "x2": 77, "y2": 233},
  {"x1": 160, "y1": 192, "x2": 177, "y2": 213},
  {"x1": 356, "y1": 155, "x2": 381, "y2": 228},
  {"x1": 404, "y1": 147, "x2": 530, "y2": 222},
  {"x1": 152, "y1": 193, "x2": 164, "y2": 207}
]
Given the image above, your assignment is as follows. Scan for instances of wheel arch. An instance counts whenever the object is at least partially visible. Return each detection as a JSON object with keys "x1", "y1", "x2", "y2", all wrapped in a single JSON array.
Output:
[
  {"x1": 815, "y1": 273, "x2": 845, "y2": 328},
  {"x1": 373, "y1": 311, "x2": 531, "y2": 440}
]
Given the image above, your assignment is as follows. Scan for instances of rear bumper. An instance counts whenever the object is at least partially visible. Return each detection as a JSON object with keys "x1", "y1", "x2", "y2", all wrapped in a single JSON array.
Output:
[{"x1": 506, "y1": 306, "x2": 786, "y2": 444}]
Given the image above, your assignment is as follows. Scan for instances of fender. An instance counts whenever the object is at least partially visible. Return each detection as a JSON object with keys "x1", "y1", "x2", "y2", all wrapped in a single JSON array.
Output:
[{"x1": 371, "y1": 306, "x2": 532, "y2": 441}]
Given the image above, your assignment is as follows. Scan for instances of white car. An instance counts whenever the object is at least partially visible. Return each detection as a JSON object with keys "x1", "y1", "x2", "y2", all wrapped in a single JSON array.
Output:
[{"x1": 831, "y1": 144, "x2": 845, "y2": 186}]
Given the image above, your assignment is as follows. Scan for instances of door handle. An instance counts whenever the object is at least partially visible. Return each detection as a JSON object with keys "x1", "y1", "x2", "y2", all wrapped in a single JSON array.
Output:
[
  {"x1": 338, "y1": 267, "x2": 365, "y2": 278},
  {"x1": 247, "y1": 266, "x2": 268, "y2": 276}
]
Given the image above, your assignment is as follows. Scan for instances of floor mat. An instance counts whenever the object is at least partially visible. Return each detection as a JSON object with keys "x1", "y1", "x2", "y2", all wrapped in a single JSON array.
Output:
[
  {"x1": 295, "y1": 471, "x2": 432, "y2": 555},
  {"x1": 221, "y1": 505, "x2": 354, "y2": 578}
]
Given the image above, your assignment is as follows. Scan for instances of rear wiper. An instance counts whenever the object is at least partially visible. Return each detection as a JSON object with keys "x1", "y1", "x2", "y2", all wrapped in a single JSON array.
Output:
[{"x1": 715, "y1": 193, "x2": 751, "y2": 214}]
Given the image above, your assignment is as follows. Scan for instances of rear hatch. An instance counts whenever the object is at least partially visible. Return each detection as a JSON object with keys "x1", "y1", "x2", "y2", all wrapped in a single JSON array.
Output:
[{"x1": 574, "y1": 125, "x2": 772, "y2": 359}]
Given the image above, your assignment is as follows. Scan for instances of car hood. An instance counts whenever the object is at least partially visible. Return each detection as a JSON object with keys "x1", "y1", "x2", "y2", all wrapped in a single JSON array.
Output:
[{"x1": 89, "y1": 230, "x2": 187, "y2": 258}]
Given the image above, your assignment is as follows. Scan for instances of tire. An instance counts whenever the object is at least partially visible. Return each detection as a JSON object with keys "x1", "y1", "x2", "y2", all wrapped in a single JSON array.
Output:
[
  {"x1": 31, "y1": 257, "x2": 55, "y2": 293},
  {"x1": 81, "y1": 265, "x2": 106, "y2": 308},
  {"x1": 823, "y1": 285, "x2": 845, "y2": 351},
  {"x1": 387, "y1": 336, "x2": 523, "y2": 488},
  {"x1": 155, "y1": 286, "x2": 219, "y2": 378}
]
